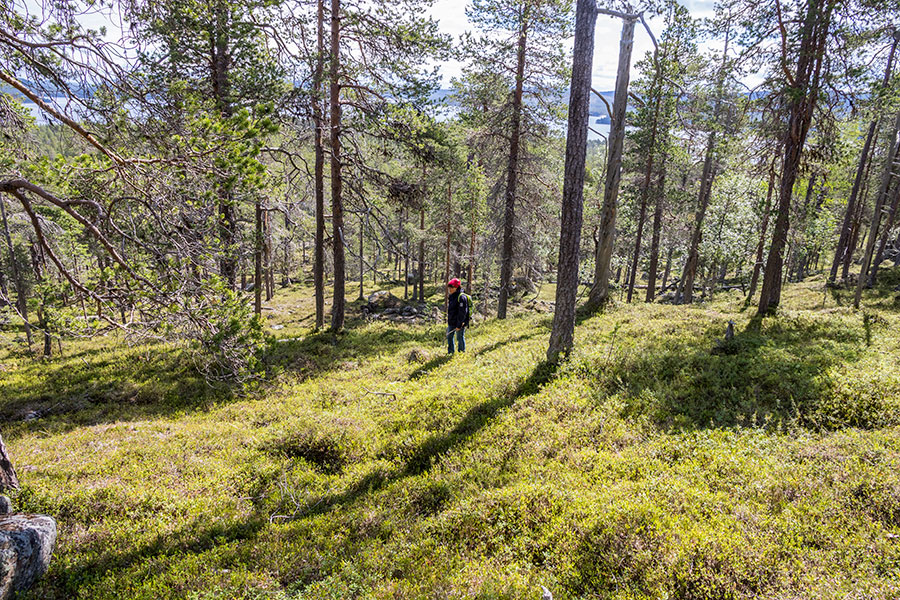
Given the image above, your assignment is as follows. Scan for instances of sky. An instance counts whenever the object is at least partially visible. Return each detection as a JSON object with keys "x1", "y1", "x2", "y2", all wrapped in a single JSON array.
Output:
[
  {"x1": 16, "y1": 0, "x2": 721, "y2": 95},
  {"x1": 426, "y1": 0, "x2": 718, "y2": 91}
]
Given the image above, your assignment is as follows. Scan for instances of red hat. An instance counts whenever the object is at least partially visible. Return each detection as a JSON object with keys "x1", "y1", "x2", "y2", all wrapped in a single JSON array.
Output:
[{"x1": 447, "y1": 278, "x2": 461, "y2": 288}]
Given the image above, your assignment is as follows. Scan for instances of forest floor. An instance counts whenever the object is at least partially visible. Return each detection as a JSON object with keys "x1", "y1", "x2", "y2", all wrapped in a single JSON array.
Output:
[{"x1": 2, "y1": 269, "x2": 900, "y2": 599}]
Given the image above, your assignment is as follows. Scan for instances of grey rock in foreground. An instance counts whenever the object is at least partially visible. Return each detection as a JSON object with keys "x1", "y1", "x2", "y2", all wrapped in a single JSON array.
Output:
[
  {"x1": 0, "y1": 514, "x2": 57, "y2": 599},
  {"x1": 0, "y1": 497, "x2": 10, "y2": 516}
]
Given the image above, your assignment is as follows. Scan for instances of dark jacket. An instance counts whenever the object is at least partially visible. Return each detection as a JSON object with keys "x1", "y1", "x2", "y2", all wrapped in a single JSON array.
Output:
[{"x1": 447, "y1": 289, "x2": 470, "y2": 329}]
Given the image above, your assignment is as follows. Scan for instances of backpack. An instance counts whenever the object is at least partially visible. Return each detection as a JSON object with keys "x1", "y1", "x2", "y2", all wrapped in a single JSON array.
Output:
[{"x1": 461, "y1": 293, "x2": 472, "y2": 325}]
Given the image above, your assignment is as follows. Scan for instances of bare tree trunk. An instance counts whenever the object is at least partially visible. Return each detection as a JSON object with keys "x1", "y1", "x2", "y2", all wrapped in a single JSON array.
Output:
[
  {"x1": 29, "y1": 241, "x2": 51, "y2": 357},
  {"x1": 872, "y1": 173, "x2": 900, "y2": 283},
  {"x1": 0, "y1": 197, "x2": 30, "y2": 346},
  {"x1": 548, "y1": 0, "x2": 597, "y2": 362},
  {"x1": 759, "y1": 0, "x2": 834, "y2": 315},
  {"x1": 254, "y1": 200, "x2": 263, "y2": 315},
  {"x1": 467, "y1": 195, "x2": 476, "y2": 295},
  {"x1": 678, "y1": 134, "x2": 716, "y2": 304},
  {"x1": 418, "y1": 204, "x2": 425, "y2": 302},
  {"x1": 358, "y1": 215, "x2": 364, "y2": 300},
  {"x1": 313, "y1": 0, "x2": 326, "y2": 329},
  {"x1": 628, "y1": 42, "x2": 666, "y2": 304},
  {"x1": 329, "y1": 0, "x2": 345, "y2": 332},
  {"x1": 843, "y1": 185, "x2": 869, "y2": 283},
  {"x1": 445, "y1": 182, "x2": 452, "y2": 311},
  {"x1": 587, "y1": 14, "x2": 637, "y2": 311},
  {"x1": 791, "y1": 172, "x2": 818, "y2": 283},
  {"x1": 660, "y1": 246, "x2": 673, "y2": 292},
  {"x1": 645, "y1": 164, "x2": 667, "y2": 302},
  {"x1": 403, "y1": 206, "x2": 409, "y2": 300},
  {"x1": 212, "y1": 2, "x2": 237, "y2": 290},
  {"x1": 830, "y1": 31, "x2": 899, "y2": 284},
  {"x1": 747, "y1": 161, "x2": 778, "y2": 303},
  {"x1": 855, "y1": 111, "x2": 900, "y2": 307},
  {"x1": 498, "y1": 10, "x2": 528, "y2": 319},
  {"x1": 264, "y1": 208, "x2": 274, "y2": 301}
]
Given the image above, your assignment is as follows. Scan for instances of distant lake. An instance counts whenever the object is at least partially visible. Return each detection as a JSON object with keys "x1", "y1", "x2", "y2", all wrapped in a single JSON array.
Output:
[
  {"x1": 23, "y1": 99, "x2": 614, "y2": 143},
  {"x1": 21, "y1": 101, "x2": 49, "y2": 123}
]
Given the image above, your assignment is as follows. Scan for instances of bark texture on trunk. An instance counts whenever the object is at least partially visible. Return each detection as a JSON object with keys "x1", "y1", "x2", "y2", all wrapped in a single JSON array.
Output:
[
  {"x1": 587, "y1": 15, "x2": 636, "y2": 311},
  {"x1": 759, "y1": 0, "x2": 834, "y2": 315},
  {"x1": 645, "y1": 166, "x2": 666, "y2": 302},
  {"x1": 872, "y1": 172, "x2": 900, "y2": 282},
  {"x1": 547, "y1": 0, "x2": 597, "y2": 362},
  {"x1": 313, "y1": 0, "x2": 326, "y2": 329},
  {"x1": 254, "y1": 201, "x2": 263, "y2": 315},
  {"x1": 830, "y1": 32, "x2": 899, "y2": 283},
  {"x1": 0, "y1": 197, "x2": 30, "y2": 346},
  {"x1": 677, "y1": 134, "x2": 716, "y2": 304},
  {"x1": 628, "y1": 37, "x2": 667, "y2": 304},
  {"x1": 329, "y1": 0, "x2": 345, "y2": 332},
  {"x1": 444, "y1": 182, "x2": 452, "y2": 311},
  {"x1": 212, "y1": 2, "x2": 237, "y2": 290},
  {"x1": 29, "y1": 242, "x2": 51, "y2": 357},
  {"x1": 855, "y1": 111, "x2": 900, "y2": 307},
  {"x1": 498, "y1": 11, "x2": 528, "y2": 319},
  {"x1": 747, "y1": 161, "x2": 778, "y2": 303}
]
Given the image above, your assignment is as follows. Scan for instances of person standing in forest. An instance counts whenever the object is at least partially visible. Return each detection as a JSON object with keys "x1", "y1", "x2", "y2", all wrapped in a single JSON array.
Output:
[{"x1": 446, "y1": 278, "x2": 470, "y2": 354}]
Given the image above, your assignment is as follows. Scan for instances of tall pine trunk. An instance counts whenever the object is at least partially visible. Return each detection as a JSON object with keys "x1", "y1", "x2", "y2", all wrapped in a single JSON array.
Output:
[
  {"x1": 359, "y1": 215, "x2": 365, "y2": 300},
  {"x1": 403, "y1": 206, "x2": 410, "y2": 300},
  {"x1": 254, "y1": 200, "x2": 263, "y2": 315},
  {"x1": 212, "y1": 2, "x2": 237, "y2": 290},
  {"x1": 587, "y1": 14, "x2": 636, "y2": 311},
  {"x1": 645, "y1": 166, "x2": 666, "y2": 301},
  {"x1": 627, "y1": 39, "x2": 666, "y2": 304},
  {"x1": 0, "y1": 197, "x2": 30, "y2": 347},
  {"x1": 872, "y1": 171, "x2": 900, "y2": 282},
  {"x1": 747, "y1": 160, "x2": 778, "y2": 303},
  {"x1": 498, "y1": 10, "x2": 528, "y2": 319},
  {"x1": 418, "y1": 204, "x2": 425, "y2": 302},
  {"x1": 854, "y1": 111, "x2": 900, "y2": 307},
  {"x1": 547, "y1": 0, "x2": 597, "y2": 362},
  {"x1": 329, "y1": 0, "x2": 346, "y2": 332},
  {"x1": 830, "y1": 32, "x2": 899, "y2": 283},
  {"x1": 759, "y1": 0, "x2": 834, "y2": 315},
  {"x1": 444, "y1": 182, "x2": 452, "y2": 311},
  {"x1": 313, "y1": 0, "x2": 326, "y2": 329},
  {"x1": 677, "y1": 134, "x2": 716, "y2": 304},
  {"x1": 29, "y1": 241, "x2": 51, "y2": 357}
]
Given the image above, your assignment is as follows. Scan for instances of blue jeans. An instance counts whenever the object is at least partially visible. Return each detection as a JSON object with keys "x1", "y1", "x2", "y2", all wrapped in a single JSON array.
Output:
[{"x1": 447, "y1": 326, "x2": 466, "y2": 353}]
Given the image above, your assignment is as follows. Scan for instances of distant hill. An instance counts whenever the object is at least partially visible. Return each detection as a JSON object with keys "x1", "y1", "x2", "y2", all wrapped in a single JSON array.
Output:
[{"x1": 431, "y1": 88, "x2": 616, "y2": 118}]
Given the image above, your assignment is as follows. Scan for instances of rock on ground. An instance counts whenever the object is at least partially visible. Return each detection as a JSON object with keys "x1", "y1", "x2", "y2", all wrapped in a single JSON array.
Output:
[{"x1": 0, "y1": 514, "x2": 57, "y2": 599}]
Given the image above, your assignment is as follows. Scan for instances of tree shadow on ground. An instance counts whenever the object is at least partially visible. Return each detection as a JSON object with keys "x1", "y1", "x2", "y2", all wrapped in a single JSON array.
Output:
[
  {"x1": 472, "y1": 332, "x2": 542, "y2": 357},
  {"x1": 297, "y1": 360, "x2": 559, "y2": 519},
  {"x1": 268, "y1": 325, "x2": 442, "y2": 378},
  {"x1": 408, "y1": 354, "x2": 453, "y2": 380},
  {"x1": 601, "y1": 313, "x2": 872, "y2": 431},
  {"x1": 825, "y1": 266, "x2": 900, "y2": 311},
  {"x1": 41, "y1": 507, "x2": 281, "y2": 598},
  {"x1": 0, "y1": 345, "x2": 219, "y2": 437},
  {"x1": 0, "y1": 322, "x2": 443, "y2": 437}
]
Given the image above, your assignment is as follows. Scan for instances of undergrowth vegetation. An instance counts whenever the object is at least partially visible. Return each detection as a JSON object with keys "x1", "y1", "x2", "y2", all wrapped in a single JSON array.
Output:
[{"x1": 2, "y1": 271, "x2": 900, "y2": 599}]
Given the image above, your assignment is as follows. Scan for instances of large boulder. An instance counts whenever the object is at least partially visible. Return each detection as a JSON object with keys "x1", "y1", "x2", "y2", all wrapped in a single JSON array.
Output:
[
  {"x1": 0, "y1": 514, "x2": 57, "y2": 599},
  {"x1": 367, "y1": 291, "x2": 401, "y2": 310}
]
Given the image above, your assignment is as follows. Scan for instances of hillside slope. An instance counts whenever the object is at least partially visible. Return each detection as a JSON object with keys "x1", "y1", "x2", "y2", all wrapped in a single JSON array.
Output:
[{"x1": 2, "y1": 272, "x2": 900, "y2": 599}]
